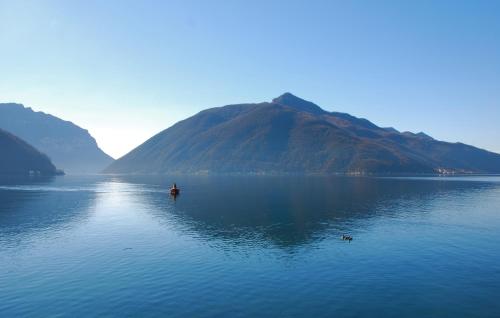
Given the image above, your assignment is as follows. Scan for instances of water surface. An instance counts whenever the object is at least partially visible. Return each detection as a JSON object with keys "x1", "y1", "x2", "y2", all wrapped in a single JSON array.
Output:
[{"x1": 1, "y1": 175, "x2": 500, "y2": 317}]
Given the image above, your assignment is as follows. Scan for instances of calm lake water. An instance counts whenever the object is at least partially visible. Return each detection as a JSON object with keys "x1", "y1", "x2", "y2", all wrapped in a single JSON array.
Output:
[{"x1": 1, "y1": 175, "x2": 500, "y2": 317}]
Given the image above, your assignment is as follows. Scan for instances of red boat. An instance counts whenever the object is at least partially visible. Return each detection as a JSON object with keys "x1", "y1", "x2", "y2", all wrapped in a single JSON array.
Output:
[{"x1": 170, "y1": 183, "x2": 180, "y2": 195}]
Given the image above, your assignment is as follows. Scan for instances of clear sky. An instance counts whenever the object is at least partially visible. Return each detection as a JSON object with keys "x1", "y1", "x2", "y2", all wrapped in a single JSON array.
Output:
[{"x1": 1, "y1": 0, "x2": 499, "y2": 158}]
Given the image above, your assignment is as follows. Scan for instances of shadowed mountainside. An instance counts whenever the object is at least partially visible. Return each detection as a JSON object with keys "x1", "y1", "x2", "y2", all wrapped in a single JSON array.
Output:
[
  {"x1": 0, "y1": 103, "x2": 113, "y2": 174},
  {"x1": 0, "y1": 128, "x2": 61, "y2": 176},
  {"x1": 105, "y1": 93, "x2": 500, "y2": 175}
]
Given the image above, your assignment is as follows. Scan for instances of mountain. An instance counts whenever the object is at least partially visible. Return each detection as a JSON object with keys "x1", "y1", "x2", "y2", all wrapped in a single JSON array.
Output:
[
  {"x1": 105, "y1": 93, "x2": 500, "y2": 175},
  {"x1": 0, "y1": 103, "x2": 113, "y2": 174},
  {"x1": 0, "y1": 128, "x2": 61, "y2": 176}
]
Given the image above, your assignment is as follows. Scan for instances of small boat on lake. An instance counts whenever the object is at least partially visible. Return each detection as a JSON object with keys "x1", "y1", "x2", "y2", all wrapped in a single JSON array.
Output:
[{"x1": 170, "y1": 183, "x2": 180, "y2": 195}]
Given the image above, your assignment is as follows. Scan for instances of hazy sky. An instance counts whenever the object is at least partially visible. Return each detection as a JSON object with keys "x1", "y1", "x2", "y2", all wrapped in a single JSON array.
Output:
[{"x1": 1, "y1": 0, "x2": 499, "y2": 158}]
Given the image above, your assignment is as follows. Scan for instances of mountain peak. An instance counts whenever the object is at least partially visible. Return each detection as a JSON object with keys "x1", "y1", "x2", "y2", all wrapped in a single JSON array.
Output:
[
  {"x1": 416, "y1": 132, "x2": 434, "y2": 140},
  {"x1": 402, "y1": 131, "x2": 434, "y2": 140},
  {"x1": 105, "y1": 94, "x2": 500, "y2": 175},
  {"x1": 272, "y1": 92, "x2": 300, "y2": 101},
  {"x1": 0, "y1": 102, "x2": 27, "y2": 110},
  {"x1": 271, "y1": 93, "x2": 324, "y2": 114}
]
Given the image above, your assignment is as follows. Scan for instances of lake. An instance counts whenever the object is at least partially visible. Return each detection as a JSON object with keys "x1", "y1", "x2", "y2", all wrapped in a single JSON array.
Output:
[{"x1": 1, "y1": 175, "x2": 500, "y2": 317}]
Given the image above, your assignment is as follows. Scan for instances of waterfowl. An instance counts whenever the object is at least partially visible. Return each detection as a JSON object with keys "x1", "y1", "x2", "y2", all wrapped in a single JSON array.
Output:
[{"x1": 341, "y1": 234, "x2": 353, "y2": 242}]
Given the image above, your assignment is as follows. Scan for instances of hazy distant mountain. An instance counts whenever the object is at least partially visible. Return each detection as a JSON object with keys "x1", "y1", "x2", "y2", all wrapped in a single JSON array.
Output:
[
  {"x1": 0, "y1": 128, "x2": 61, "y2": 176},
  {"x1": 0, "y1": 103, "x2": 113, "y2": 174},
  {"x1": 105, "y1": 93, "x2": 500, "y2": 175}
]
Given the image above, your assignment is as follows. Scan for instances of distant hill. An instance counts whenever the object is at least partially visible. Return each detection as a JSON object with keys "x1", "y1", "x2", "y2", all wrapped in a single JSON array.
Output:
[
  {"x1": 0, "y1": 103, "x2": 113, "y2": 174},
  {"x1": 0, "y1": 128, "x2": 61, "y2": 176},
  {"x1": 105, "y1": 93, "x2": 500, "y2": 175}
]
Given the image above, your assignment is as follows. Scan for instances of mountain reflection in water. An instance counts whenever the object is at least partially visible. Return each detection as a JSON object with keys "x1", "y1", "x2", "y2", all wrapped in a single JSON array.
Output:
[{"x1": 113, "y1": 175, "x2": 498, "y2": 249}]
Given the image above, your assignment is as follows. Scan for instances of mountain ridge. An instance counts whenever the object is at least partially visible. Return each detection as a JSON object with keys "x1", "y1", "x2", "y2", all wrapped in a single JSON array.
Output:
[
  {"x1": 103, "y1": 93, "x2": 500, "y2": 175},
  {"x1": 0, "y1": 128, "x2": 61, "y2": 176},
  {"x1": 0, "y1": 103, "x2": 113, "y2": 174}
]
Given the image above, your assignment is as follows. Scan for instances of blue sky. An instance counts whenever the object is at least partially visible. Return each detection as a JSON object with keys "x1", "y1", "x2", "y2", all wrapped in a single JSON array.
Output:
[{"x1": 1, "y1": 0, "x2": 499, "y2": 158}]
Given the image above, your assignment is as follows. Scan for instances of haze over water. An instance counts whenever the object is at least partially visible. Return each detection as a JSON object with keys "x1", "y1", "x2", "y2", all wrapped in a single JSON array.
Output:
[{"x1": 1, "y1": 175, "x2": 500, "y2": 317}]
